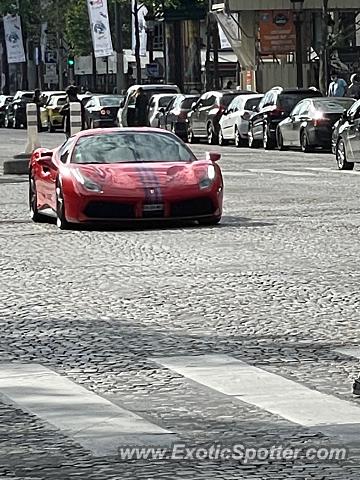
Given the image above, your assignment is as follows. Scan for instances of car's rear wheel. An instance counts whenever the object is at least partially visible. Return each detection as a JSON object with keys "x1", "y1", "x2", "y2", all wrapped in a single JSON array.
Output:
[
  {"x1": 300, "y1": 129, "x2": 312, "y2": 153},
  {"x1": 263, "y1": 124, "x2": 275, "y2": 150},
  {"x1": 207, "y1": 123, "x2": 218, "y2": 145},
  {"x1": 248, "y1": 126, "x2": 258, "y2": 148},
  {"x1": 29, "y1": 175, "x2": 46, "y2": 223},
  {"x1": 218, "y1": 128, "x2": 227, "y2": 146},
  {"x1": 187, "y1": 126, "x2": 197, "y2": 144},
  {"x1": 198, "y1": 216, "x2": 221, "y2": 226},
  {"x1": 56, "y1": 183, "x2": 70, "y2": 230},
  {"x1": 234, "y1": 127, "x2": 245, "y2": 147},
  {"x1": 336, "y1": 139, "x2": 354, "y2": 170},
  {"x1": 14, "y1": 117, "x2": 21, "y2": 129}
]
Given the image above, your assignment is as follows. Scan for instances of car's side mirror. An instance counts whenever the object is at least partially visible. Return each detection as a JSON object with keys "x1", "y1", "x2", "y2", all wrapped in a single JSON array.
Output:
[
  {"x1": 206, "y1": 152, "x2": 221, "y2": 162},
  {"x1": 158, "y1": 107, "x2": 166, "y2": 114}
]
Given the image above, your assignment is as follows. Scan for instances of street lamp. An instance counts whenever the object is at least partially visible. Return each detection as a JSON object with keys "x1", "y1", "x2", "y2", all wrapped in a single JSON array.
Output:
[{"x1": 290, "y1": 0, "x2": 305, "y2": 88}]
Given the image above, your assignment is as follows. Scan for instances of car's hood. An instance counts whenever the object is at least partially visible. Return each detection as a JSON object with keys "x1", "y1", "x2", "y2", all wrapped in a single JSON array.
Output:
[{"x1": 69, "y1": 161, "x2": 210, "y2": 192}]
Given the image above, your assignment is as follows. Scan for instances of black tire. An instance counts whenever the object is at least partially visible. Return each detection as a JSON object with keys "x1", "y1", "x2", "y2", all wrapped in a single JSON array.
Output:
[
  {"x1": 187, "y1": 126, "x2": 197, "y2": 144},
  {"x1": 218, "y1": 128, "x2": 228, "y2": 146},
  {"x1": 56, "y1": 182, "x2": 71, "y2": 230},
  {"x1": 29, "y1": 175, "x2": 47, "y2": 223},
  {"x1": 234, "y1": 127, "x2": 246, "y2": 148},
  {"x1": 207, "y1": 123, "x2": 218, "y2": 145},
  {"x1": 263, "y1": 124, "x2": 275, "y2": 150},
  {"x1": 198, "y1": 216, "x2": 221, "y2": 226},
  {"x1": 14, "y1": 117, "x2": 21, "y2": 129},
  {"x1": 48, "y1": 119, "x2": 55, "y2": 133},
  {"x1": 300, "y1": 129, "x2": 312, "y2": 153},
  {"x1": 248, "y1": 126, "x2": 259, "y2": 148},
  {"x1": 277, "y1": 129, "x2": 287, "y2": 151},
  {"x1": 336, "y1": 139, "x2": 354, "y2": 170}
]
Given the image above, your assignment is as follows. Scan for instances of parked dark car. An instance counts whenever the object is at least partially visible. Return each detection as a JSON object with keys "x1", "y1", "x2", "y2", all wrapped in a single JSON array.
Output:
[
  {"x1": 248, "y1": 87, "x2": 323, "y2": 150},
  {"x1": 277, "y1": 97, "x2": 355, "y2": 152},
  {"x1": 0, "y1": 95, "x2": 13, "y2": 127},
  {"x1": 84, "y1": 95, "x2": 124, "y2": 128},
  {"x1": 187, "y1": 90, "x2": 256, "y2": 145},
  {"x1": 5, "y1": 91, "x2": 34, "y2": 128},
  {"x1": 333, "y1": 98, "x2": 360, "y2": 170},
  {"x1": 159, "y1": 94, "x2": 199, "y2": 139}
]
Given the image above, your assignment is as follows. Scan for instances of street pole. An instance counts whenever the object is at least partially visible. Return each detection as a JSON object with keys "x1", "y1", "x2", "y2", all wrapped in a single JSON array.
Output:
[
  {"x1": 294, "y1": 12, "x2": 304, "y2": 88},
  {"x1": 105, "y1": 56, "x2": 109, "y2": 93},
  {"x1": 114, "y1": 1, "x2": 126, "y2": 93}
]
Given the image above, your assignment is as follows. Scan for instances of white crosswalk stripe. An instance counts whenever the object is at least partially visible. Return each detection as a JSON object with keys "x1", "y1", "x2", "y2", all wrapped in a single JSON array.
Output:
[
  {"x1": 0, "y1": 364, "x2": 174, "y2": 457},
  {"x1": 152, "y1": 354, "x2": 360, "y2": 436}
]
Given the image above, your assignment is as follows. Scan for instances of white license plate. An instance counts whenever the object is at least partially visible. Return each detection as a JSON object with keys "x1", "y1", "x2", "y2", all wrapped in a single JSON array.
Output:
[{"x1": 143, "y1": 204, "x2": 164, "y2": 212}]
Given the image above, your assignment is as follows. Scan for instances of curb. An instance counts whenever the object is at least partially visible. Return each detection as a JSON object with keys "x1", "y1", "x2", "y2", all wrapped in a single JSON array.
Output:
[{"x1": 3, "y1": 154, "x2": 30, "y2": 175}]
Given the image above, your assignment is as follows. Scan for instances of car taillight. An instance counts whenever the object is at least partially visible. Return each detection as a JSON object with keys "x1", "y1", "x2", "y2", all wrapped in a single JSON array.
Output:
[
  {"x1": 313, "y1": 112, "x2": 328, "y2": 127},
  {"x1": 269, "y1": 108, "x2": 285, "y2": 117},
  {"x1": 100, "y1": 109, "x2": 110, "y2": 116}
]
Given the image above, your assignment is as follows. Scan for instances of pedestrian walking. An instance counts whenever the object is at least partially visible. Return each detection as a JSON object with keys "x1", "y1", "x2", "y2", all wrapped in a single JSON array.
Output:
[
  {"x1": 134, "y1": 87, "x2": 149, "y2": 127},
  {"x1": 328, "y1": 73, "x2": 347, "y2": 97},
  {"x1": 347, "y1": 74, "x2": 360, "y2": 100},
  {"x1": 225, "y1": 80, "x2": 233, "y2": 89},
  {"x1": 32, "y1": 88, "x2": 43, "y2": 132},
  {"x1": 59, "y1": 85, "x2": 85, "y2": 139}
]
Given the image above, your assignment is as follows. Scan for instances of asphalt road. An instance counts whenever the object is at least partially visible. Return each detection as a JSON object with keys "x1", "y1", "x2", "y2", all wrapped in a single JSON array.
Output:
[{"x1": 1, "y1": 128, "x2": 360, "y2": 479}]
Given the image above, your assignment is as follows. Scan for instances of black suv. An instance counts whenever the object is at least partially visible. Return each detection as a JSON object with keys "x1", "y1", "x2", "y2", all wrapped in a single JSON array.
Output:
[
  {"x1": 248, "y1": 87, "x2": 323, "y2": 150},
  {"x1": 5, "y1": 91, "x2": 34, "y2": 128},
  {"x1": 187, "y1": 90, "x2": 255, "y2": 145}
]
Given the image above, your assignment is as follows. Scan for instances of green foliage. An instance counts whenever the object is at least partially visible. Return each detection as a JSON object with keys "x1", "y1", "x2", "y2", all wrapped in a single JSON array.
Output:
[{"x1": 64, "y1": 0, "x2": 92, "y2": 56}]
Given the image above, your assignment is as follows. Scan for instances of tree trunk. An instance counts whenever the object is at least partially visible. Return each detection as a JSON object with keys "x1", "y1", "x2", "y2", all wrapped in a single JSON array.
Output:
[
  {"x1": 319, "y1": 0, "x2": 329, "y2": 95},
  {"x1": 134, "y1": 0, "x2": 142, "y2": 84},
  {"x1": 212, "y1": 16, "x2": 220, "y2": 90}
]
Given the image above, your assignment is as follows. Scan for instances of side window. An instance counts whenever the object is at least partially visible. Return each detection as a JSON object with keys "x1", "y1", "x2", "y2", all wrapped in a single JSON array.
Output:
[
  {"x1": 259, "y1": 93, "x2": 271, "y2": 109},
  {"x1": 204, "y1": 95, "x2": 216, "y2": 107},
  {"x1": 196, "y1": 94, "x2": 207, "y2": 109},
  {"x1": 59, "y1": 139, "x2": 75, "y2": 164},
  {"x1": 299, "y1": 101, "x2": 310, "y2": 116},
  {"x1": 166, "y1": 98, "x2": 176, "y2": 111},
  {"x1": 291, "y1": 102, "x2": 304, "y2": 116}
]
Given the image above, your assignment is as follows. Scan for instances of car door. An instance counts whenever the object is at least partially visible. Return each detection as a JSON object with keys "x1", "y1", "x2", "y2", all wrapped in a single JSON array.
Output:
[
  {"x1": 191, "y1": 94, "x2": 207, "y2": 135},
  {"x1": 221, "y1": 98, "x2": 237, "y2": 139},
  {"x1": 252, "y1": 93, "x2": 271, "y2": 140},
  {"x1": 350, "y1": 107, "x2": 360, "y2": 159},
  {"x1": 288, "y1": 101, "x2": 309, "y2": 145},
  {"x1": 163, "y1": 97, "x2": 177, "y2": 130}
]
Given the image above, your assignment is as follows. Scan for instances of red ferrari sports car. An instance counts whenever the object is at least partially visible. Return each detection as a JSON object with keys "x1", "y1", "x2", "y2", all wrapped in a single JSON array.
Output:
[{"x1": 29, "y1": 128, "x2": 224, "y2": 229}]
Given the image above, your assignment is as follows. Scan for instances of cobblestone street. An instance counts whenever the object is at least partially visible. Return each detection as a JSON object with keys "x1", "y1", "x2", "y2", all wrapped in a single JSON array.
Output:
[{"x1": 1, "y1": 129, "x2": 360, "y2": 479}]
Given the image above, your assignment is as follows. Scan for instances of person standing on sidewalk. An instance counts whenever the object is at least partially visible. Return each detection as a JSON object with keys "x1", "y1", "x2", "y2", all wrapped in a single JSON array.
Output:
[
  {"x1": 134, "y1": 88, "x2": 149, "y2": 127},
  {"x1": 328, "y1": 73, "x2": 347, "y2": 97},
  {"x1": 32, "y1": 89, "x2": 43, "y2": 132}
]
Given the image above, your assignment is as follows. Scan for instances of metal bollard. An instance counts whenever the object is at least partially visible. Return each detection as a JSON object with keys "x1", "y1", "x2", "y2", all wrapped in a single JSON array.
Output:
[
  {"x1": 25, "y1": 103, "x2": 41, "y2": 155},
  {"x1": 70, "y1": 102, "x2": 82, "y2": 136}
]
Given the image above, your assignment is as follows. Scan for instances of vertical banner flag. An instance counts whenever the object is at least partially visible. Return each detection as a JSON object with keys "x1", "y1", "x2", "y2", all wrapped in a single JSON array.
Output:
[
  {"x1": 3, "y1": 14, "x2": 26, "y2": 64},
  {"x1": 87, "y1": 0, "x2": 114, "y2": 58},
  {"x1": 132, "y1": 0, "x2": 148, "y2": 57},
  {"x1": 219, "y1": 25, "x2": 231, "y2": 49}
]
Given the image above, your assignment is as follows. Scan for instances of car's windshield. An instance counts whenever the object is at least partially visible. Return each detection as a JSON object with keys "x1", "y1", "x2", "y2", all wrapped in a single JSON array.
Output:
[
  {"x1": 278, "y1": 93, "x2": 321, "y2": 112},
  {"x1": 99, "y1": 96, "x2": 123, "y2": 106},
  {"x1": 159, "y1": 96, "x2": 174, "y2": 107},
  {"x1": 181, "y1": 97, "x2": 198, "y2": 109},
  {"x1": 72, "y1": 132, "x2": 195, "y2": 164},
  {"x1": 313, "y1": 98, "x2": 355, "y2": 112}
]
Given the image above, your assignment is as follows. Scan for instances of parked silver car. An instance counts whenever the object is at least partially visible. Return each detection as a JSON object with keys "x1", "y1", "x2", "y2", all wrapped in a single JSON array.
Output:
[{"x1": 218, "y1": 94, "x2": 263, "y2": 146}]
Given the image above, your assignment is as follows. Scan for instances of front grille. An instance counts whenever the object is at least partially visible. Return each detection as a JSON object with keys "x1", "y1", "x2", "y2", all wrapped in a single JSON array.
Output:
[
  {"x1": 84, "y1": 201, "x2": 135, "y2": 219},
  {"x1": 170, "y1": 197, "x2": 214, "y2": 218}
]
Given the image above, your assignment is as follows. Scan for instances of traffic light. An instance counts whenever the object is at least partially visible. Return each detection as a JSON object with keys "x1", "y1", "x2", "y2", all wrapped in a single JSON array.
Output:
[{"x1": 67, "y1": 55, "x2": 75, "y2": 67}]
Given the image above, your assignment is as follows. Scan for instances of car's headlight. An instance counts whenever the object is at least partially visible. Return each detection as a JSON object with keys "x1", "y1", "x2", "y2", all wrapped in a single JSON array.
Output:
[
  {"x1": 13, "y1": 105, "x2": 18, "y2": 110},
  {"x1": 199, "y1": 165, "x2": 216, "y2": 189},
  {"x1": 73, "y1": 169, "x2": 102, "y2": 193}
]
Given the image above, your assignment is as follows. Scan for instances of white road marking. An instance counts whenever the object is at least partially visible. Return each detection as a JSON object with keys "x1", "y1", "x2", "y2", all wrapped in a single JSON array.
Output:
[
  {"x1": 248, "y1": 168, "x2": 316, "y2": 177},
  {"x1": 223, "y1": 171, "x2": 256, "y2": 177},
  {"x1": 334, "y1": 347, "x2": 360, "y2": 359},
  {"x1": 0, "y1": 364, "x2": 174, "y2": 456},
  {"x1": 306, "y1": 167, "x2": 360, "y2": 175},
  {"x1": 152, "y1": 354, "x2": 360, "y2": 429}
]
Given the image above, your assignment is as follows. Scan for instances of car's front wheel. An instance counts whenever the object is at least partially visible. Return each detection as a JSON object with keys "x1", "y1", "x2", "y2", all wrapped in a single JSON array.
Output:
[
  {"x1": 234, "y1": 127, "x2": 246, "y2": 148},
  {"x1": 263, "y1": 124, "x2": 275, "y2": 150},
  {"x1": 277, "y1": 129, "x2": 287, "y2": 151},
  {"x1": 248, "y1": 126, "x2": 258, "y2": 148},
  {"x1": 29, "y1": 175, "x2": 46, "y2": 223},
  {"x1": 187, "y1": 126, "x2": 197, "y2": 144},
  {"x1": 207, "y1": 123, "x2": 218, "y2": 145},
  {"x1": 336, "y1": 139, "x2": 354, "y2": 170},
  {"x1": 56, "y1": 183, "x2": 70, "y2": 230}
]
